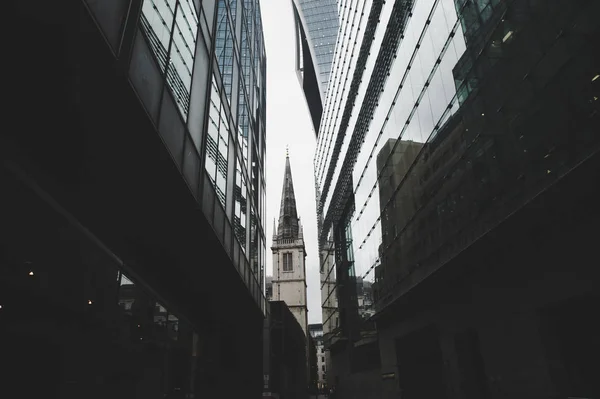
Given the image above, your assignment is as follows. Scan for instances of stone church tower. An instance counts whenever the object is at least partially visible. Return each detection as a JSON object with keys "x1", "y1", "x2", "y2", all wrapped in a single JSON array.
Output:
[{"x1": 271, "y1": 151, "x2": 308, "y2": 336}]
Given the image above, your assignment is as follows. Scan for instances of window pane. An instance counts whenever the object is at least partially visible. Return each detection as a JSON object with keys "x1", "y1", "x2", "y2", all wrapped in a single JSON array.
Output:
[
  {"x1": 165, "y1": 0, "x2": 198, "y2": 118},
  {"x1": 206, "y1": 77, "x2": 228, "y2": 208},
  {"x1": 283, "y1": 253, "x2": 293, "y2": 272},
  {"x1": 142, "y1": 0, "x2": 176, "y2": 53},
  {"x1": 234, "y1": 159, "x2": 246, "y2": 250}
]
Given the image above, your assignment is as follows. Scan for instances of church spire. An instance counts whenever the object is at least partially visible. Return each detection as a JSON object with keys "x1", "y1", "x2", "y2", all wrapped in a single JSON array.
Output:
[{"x1": 277, "y1": 149, "x2": 299, "y2": 240}]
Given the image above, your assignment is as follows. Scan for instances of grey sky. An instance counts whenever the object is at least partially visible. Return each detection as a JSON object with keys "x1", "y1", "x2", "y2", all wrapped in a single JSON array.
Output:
[{"x1": 260, "y1": 0, "x2": 322, "y2": 323}]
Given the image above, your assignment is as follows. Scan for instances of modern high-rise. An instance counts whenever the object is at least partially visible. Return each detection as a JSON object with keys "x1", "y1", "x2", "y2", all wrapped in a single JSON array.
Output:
[
  {"x1": 313, "y1": 0, "x2": 600, "y2": 397},
  {"x1": 292, "y1": 0, "x2": 340, "y2": 133},
  {"x1": 2, "y1": 0, "x2": 268, "y2": 397}
]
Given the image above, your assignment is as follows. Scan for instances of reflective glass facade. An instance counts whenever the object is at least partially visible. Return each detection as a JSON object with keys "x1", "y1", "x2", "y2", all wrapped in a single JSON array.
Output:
[
  {"x1": 316, "y1": 0, "x2": 600, "y2": 345},
  {"x1": 139, "y1": 0, "x2": 268, "y2": 295},
  {"x1": 293, "y1": 0, "x2": 340, "y2": 99},
  {"x1": 141, "y1": 0, "x2": 199, "y2": 116}
]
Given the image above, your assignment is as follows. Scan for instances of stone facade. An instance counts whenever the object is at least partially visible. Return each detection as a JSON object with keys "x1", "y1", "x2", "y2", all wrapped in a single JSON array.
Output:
[
  {"x1": 271, "y1": 237, "x2": 308, "y2": 334},
  {"x1": 271, "y1": 153, "x2": 308, "y2": 337}
]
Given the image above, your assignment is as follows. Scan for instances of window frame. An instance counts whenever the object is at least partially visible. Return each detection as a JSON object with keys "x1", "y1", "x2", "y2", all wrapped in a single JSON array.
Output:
[{"x1": 282, "y1": 252, "x2": 293, "y2": 272}]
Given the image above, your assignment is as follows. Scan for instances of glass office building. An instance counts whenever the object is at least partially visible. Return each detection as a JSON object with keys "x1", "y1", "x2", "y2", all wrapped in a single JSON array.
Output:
[
  {"x1": 293, "y1": 0, "x2": 339, "y2": 98},
  {"x1": 292, "y1": 0, "x2": 340, "y2": 133},
  {"x1": 2, "y1": 0, "x2": 268, "y2": 396},
  {"x1": 316, "y1": 0, "x2": 600, "y2": 351},
  {"x1": 142, "y1": 0, "x2": 268, "y2": 283},
  {"x1": 317, "y1": 0, "x2": 471, "y2": 337}
]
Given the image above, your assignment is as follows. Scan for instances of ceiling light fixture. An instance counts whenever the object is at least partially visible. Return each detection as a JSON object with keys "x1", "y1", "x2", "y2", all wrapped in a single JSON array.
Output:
[
  {"x1": 502, "y1": 31, "x2": 513, "y2": 43},
  {"x1": 29, "y1": 271, "x2": 34, "y2": 276},
  {"x1": 592, "y1": 75, "x2": 599, "y2": 82}
]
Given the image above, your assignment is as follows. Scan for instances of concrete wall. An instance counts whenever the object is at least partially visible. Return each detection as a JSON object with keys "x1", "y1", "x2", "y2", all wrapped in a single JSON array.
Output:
[
  {"x1": 325, "y1": 350, "x2": 334, "y2": 389},
  {"x1": 377, "y1": 264, "x2": 598, "y2": 399},
  {"x1": 330, "y1": 344, "x2": 382, "y2": 399},
  {"x1": 289, "y1": 307, "x2": 308, "y2": 337},
  {"x1": 268, "y1": 301, "x2": 309, "y2": 399}
]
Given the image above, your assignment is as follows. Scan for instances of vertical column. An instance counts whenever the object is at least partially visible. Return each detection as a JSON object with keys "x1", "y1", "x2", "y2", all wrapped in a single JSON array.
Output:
[
  {"x1": 117, "y1": 0, "x2": 144, "y2": 72},
  {"x1": 192, "y1": 318, "x2": 221, "y2": 397},
  {"x1": 378, "y1": 327, "x2": 401, "y2": 399},
  {"x1": 262, "y1": 312, "x2": 272, "y2": 395}
]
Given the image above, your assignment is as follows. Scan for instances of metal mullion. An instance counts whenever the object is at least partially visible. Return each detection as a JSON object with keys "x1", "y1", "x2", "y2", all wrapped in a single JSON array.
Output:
[
  {"x1": 118, "y1": 0, "x2": 145, "y2": 71},
  {"x1": 156, "y1": 0, "x2": 181, "y2": 132},
  {"x1": 197, "y1": 0, "x2": 222, "y2": 205}
]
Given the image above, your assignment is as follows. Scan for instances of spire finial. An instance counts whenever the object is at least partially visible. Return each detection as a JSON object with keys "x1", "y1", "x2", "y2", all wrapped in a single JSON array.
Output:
[
  {"x1": 286, "y1": 145, "x2": 289, "y2": 158},
  {"x1": 277, "y1": 150, "x2": 299, "y2": 240}
]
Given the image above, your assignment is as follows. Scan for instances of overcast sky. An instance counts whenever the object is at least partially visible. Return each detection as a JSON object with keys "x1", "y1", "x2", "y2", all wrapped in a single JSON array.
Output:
[{"x1": 260, "y1": 0, "x2": 322, "y2": 324}]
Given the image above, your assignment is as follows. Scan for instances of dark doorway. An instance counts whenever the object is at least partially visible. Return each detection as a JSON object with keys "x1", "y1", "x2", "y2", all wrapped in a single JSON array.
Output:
[
  {"x1": 455, "y1": 328, "x2": 488, "y2": 399},
  {"x1": 539, "y1": 293, "x2": 600, "y2": 398},
  {"x1": 396, "y1": 326, "x2": 448, "y2": 399}
]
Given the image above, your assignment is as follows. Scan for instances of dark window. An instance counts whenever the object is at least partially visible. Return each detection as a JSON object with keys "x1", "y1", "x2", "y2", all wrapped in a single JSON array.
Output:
[{"x1": 283, "y1": 252, "x2": 293, "y2": 272}]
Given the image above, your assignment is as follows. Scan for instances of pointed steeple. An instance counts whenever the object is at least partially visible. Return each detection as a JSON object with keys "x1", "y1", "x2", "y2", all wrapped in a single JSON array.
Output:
[{"x1": 277, "y1": 150, "x2": 299, "y2": 240}]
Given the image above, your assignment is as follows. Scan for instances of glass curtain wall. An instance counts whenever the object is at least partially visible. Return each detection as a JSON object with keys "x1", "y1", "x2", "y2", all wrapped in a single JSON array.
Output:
[
  {"x1": 141, "y1": 0, "x2": 199, "y2": 117},
  {"x1": 139, "y1": 0, "x2": 267, "y2": 294},
  {"x1": 293, "y1": 0, "x2": 340, "y2": 98},
  {"x1": 315, "y1": 0, "x2": 600, "y2": 320}
]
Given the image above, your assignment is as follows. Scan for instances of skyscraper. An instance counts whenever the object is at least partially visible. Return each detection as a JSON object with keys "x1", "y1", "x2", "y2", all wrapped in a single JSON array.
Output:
[
  {"x1": 312, "y1": 0, "x2": 600, "y2": 397},
  {"x1": 3, "y1": 0, "x2": 268, "y2": 396},
  {"x1": 292, "y1": 0, "x2": 340, "y2": 133}
]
